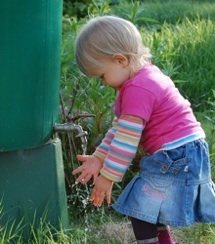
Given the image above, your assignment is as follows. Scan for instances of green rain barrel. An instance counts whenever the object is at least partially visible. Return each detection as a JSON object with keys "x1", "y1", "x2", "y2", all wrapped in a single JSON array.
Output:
[{"x1": 0, "y1": 0, "x2": 62, "y2": 151}]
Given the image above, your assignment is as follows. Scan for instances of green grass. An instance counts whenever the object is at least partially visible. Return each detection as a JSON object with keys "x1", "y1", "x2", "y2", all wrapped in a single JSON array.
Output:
[
  {"x1": 174, "y1": 223, "x2": 215, "y2": 244},
  {"x1": 112, "y1": 0, "x2": 215, "y2": 24},
  {"x1": 0, "y1": 208, "x2": 123, "y2": 243},
  {"x1": 150, "y1": 18, "x2": 215, "y2": 109}
]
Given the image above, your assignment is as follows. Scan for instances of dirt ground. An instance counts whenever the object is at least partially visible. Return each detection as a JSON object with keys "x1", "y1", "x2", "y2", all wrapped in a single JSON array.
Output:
[{"x1": 101, "y1": 221, "x2": 186, "y2": 244}]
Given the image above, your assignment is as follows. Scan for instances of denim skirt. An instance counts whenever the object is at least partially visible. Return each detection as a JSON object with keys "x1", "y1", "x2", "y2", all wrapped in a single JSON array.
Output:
[{"x1": 113, "y1": 139, "x2": 215, "y2": 227}]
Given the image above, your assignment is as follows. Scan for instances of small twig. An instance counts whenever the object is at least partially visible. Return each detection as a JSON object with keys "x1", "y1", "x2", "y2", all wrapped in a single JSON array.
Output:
[
  {"x1": 60, "y1": 94, "x2": 68, "y2": 123},
  {"x1": 67, "y1": 113, "x2": 95, "y2": 122}
]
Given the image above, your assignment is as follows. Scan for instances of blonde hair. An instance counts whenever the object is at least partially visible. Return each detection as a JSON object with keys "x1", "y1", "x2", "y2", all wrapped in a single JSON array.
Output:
[{"x1": 75, "y1": 15, "x2": 152, "y2": 75}]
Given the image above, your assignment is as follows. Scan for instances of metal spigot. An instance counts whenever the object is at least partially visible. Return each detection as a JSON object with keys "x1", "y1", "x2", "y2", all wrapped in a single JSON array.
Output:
[{"x1": 54, "y1": 123, "x2": 88, "y2": 154}]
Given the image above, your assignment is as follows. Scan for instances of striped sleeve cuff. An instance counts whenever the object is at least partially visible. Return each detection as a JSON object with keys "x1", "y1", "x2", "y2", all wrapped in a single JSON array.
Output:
[
  {"x1": 93, "y1": 118, "x2": 118, "y2": 161},
  {"x1": 100, "y1": 115, "x2": 144, "y2": 182}
]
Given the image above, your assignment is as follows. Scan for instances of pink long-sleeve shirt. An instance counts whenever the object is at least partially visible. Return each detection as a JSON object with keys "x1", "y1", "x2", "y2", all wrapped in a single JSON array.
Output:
[{"x1": 114, "y1": 64, "x2": 205, "y2": 154}]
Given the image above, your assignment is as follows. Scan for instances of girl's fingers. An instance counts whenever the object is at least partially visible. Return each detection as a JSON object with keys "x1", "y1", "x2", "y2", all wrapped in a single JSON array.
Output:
[
  {"x1": 72, "y1": 165, "x2": 83, "y2": 175},
  {"x1": 75, "y1": 172, "x2": 88, "y2": 183},
  {"x1": 90, "y1": 191, "x2": 96, "y2": 201},
  {"x1": 106, "y1": 193, "x2": 111, "y2": 205},
  {"x1": 93, "y1": 196, "x2": 104, "y2": 207},
  {"x1": 90, "y1": 191, "x2": 105, "y2": 207},
  {"x1": 92, "y1": 173, "x2": 98, "y2": 185},
  {"x1": 93, "y1": 196, "x2": 101, "y2": 207},
  {"x1": 81, "y1": 174, "x2": 92, "y2": 184}
]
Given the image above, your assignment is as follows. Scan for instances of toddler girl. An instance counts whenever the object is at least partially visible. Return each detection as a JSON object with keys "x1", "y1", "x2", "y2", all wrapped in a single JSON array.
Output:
[{"x1": 72, "y1": 15, "x2": 215, "y2": 244}]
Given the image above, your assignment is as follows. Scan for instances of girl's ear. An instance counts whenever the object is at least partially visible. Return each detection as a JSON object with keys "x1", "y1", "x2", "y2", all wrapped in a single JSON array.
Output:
[{"x1": 112, "y1": 53, "x2": 129, "y2": 67}]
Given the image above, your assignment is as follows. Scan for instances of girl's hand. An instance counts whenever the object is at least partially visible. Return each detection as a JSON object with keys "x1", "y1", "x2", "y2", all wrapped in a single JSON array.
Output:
[
  {"x1": 72, "y1": 155, "x2": 103, "y2": 184},
  {"x1": 90, "y1": 175, "x2": 113, "y2": 207}
]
